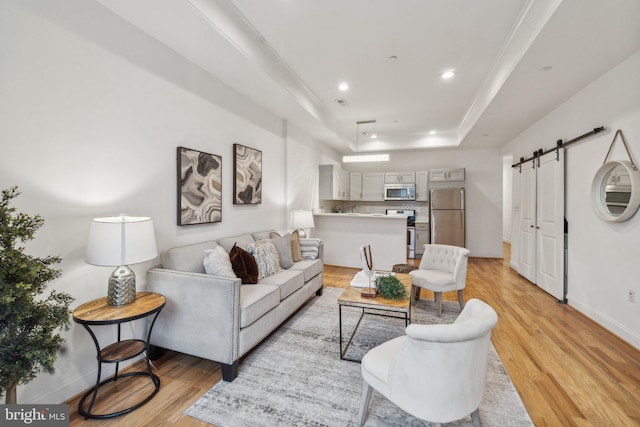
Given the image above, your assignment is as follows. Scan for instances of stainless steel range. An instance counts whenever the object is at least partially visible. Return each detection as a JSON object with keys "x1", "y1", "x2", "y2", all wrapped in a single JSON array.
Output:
[{"x1": 386, "y1": 209, "x2": 416, "y2": 258}]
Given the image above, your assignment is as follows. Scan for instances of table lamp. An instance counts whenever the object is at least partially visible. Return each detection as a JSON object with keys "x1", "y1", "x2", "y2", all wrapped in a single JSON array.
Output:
[
  {"x1": 291, "y1": 210, "x2": 315, "y2": 237},
  {"x1": 86, "y1": 215, "x2": 158, "y2": 306}
]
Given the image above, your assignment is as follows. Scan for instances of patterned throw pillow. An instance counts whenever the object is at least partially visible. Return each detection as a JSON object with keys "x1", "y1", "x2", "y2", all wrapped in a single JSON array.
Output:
[
  {"x1": 299, "y1": 238, "x2": 321, "y2": 260},
  {"x1": 203, "y1": 245, "x2": 237, "y2": 278},
  {"x1": 247, "y1": 239, "x2": 282, "y2": 279},
  {"x1": 229, "y1": 243, "x2": 259, "y2": 284}
]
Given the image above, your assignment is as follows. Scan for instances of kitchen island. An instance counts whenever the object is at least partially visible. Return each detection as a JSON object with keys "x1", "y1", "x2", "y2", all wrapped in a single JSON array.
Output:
[{"x1": 313, "y1": 213, "x2": 407, "y2": 271}]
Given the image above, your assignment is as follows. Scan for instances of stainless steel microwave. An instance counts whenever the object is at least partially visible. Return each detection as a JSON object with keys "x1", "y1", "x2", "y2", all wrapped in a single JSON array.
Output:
[{"x1": 384, "y1": 184, "x2": 416, "y2": 201}]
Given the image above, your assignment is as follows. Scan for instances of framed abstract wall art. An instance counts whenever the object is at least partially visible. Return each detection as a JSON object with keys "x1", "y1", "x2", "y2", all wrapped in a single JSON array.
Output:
[
  {"x1": 233, "y1": 143, "x2": 262, "y2": 204},
  {"x1": 177, "y1": 146, "x2": 222, "y2": 225}
]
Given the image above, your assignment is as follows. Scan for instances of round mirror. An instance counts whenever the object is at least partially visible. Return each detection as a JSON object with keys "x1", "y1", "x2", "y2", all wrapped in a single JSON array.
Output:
[{"x1": 592, "y1": 160, "x2": 640, "y2": 222}]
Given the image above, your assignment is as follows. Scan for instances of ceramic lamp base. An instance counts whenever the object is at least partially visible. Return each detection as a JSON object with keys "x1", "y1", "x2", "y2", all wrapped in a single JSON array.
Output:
[
  {"x1": 361, "y1": 288, "x2": 378, "y2": 298},
  {"x1": 108, "y1": 265, "x2": 136, "y2": 306}
]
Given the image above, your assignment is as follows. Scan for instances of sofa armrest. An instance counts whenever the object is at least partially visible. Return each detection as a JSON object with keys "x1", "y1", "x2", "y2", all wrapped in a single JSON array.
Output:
[{"x1": 146, "y1": 268, "x2": 241, "y2": 365}]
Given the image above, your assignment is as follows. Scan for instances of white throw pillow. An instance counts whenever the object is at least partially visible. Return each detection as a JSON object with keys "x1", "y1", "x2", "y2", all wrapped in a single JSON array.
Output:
[{"x1": 203, "y1": 246, "x2": 237, "y2": 278}]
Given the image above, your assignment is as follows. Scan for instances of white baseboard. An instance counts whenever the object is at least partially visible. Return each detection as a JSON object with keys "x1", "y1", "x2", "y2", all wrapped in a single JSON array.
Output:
[
  {"x1": 568, "y1": 298, "x2": 640, "y2": 350},
  {"x1": 21, "y1": 357, "x2": 141, "y2": 404}
]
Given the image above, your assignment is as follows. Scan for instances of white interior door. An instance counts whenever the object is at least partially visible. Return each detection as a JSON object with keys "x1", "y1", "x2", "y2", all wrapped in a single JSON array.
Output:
[
  {"x1": 536, "y1": 150, "x2": 565, "y2": 300},
  {"x1": 518, "y1": 161, "x2": 536, "y2": 283}
]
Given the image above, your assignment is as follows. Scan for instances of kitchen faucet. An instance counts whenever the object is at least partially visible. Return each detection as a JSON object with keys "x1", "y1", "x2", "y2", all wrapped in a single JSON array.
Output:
[{"x1": 352, "y1": 205, "x2": 359, "y2": 213}]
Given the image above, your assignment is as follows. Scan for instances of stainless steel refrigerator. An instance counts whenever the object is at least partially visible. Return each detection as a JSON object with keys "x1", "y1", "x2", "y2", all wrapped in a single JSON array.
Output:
[{"x1": 430, "y1": 188, "x2": 465, "y2": 247}]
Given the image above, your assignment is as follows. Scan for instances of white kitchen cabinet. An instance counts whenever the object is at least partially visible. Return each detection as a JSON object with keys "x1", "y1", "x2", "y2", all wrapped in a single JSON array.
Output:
[
  {"x1": 385, "y1": 171, "x2": 416, "y2": 184},
  {"x1": 415, "y1": 222, "x2": 430, "y2": 255},
  {"x1": 340, "y1": 168, "x2": 350, "y2": 200},
  {"x1": 349, "y1": 172, "x2": 362, "y2": 201},
  {"x1": 362, "y1": 173, "x2": 385, "y2": 201},
  {"x1": 319, "y1": 165, "x2": 349, "y2": 200},
  {"x1": 429, "y1": 168, "x2": 465, "y2": 182},
  {"x1": 416, "y1": 171, "x2": 429, "y2": 201}
]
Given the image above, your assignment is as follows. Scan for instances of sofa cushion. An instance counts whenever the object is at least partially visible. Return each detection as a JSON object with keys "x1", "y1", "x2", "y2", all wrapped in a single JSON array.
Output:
[
  {"x1": 203, "y1": 246, "x2": 237, "y2": 278},
  {"x1": 289, "y1": 258, "x2": 323, "y2": 282},
  {"x1": 252, "y1": 230, "x2": 277, "y2": 241},
  {"x1": 270, "y1": 233, "x2": 294, "y2": 269},
  {"x1": 217, "y1": 233, "x2": 255, "y2": 253},
  {"x1": 247, "y1": 239, "x2": 282, "y2": 279},
  {"x1": 162, "y1": 240, "x2": 218, "y2": 273},
  {"x1": 240, "y1": 284, "x2": 280, "y2": 328},
  {"x1": 259, "y1": 269, "x2": 305, "y2": 300},
  {"x1": 229, "y1": 244, "x2": 259, "y2": 284},
  {"x1": 290, "y1": 230, "x2": 304, "y2": 262}
]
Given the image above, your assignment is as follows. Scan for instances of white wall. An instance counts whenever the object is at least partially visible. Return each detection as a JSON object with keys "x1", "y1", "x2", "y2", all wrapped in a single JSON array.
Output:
[
  {"x1": 502, "y1": 156, "x2": 513, "y2": 243},
  {"x1": 346, "y1": 147, "x2": 504, "y2": 258},
  {"x1": 0, "y1": 0, "x2": 331, "y2": 403},
  {"x1": 502, "y1": 49, "x2": 640, "y2": 349},
  {"x1": 286, "y1": 122, "x2": 342, "y2": 219}
]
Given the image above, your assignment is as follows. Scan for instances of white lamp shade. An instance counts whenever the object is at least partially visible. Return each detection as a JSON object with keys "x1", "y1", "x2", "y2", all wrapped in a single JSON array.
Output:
[
  {"x1": 291, "y1": 210, "x2": 315, "y2": 229},
  {"x1": 86, "y1": 216, "x2": 158, "y2": 266}
]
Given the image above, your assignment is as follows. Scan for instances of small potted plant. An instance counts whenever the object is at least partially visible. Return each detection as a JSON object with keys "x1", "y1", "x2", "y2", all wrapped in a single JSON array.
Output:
[
  {"x1": 374, "y1": 275, "x2": 409, "y2": 300},
  {"x1": 0, "y1": 187, "x2": 74, "y2": 404}
]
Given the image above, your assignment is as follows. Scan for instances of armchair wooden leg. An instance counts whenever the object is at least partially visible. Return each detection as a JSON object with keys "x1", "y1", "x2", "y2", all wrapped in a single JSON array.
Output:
[
  {"x1": 458, "y1": 290, "x2": 465, "y2": 310},
  {"x1": 357, "y1": 381, "x2": 373, "y2": 427},
  {"x1": 411, "y1": 285, "x2": 420, "y2": 302},
  {"x1": 435, "y1": 292, "x2": 442, "y2": 317},
  {"x1": 471, "y1": 407, "x2": 481, "y2": 427}
]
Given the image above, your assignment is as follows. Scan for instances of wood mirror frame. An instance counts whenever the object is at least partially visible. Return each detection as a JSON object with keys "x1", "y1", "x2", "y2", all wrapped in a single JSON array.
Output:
[{"x1": 591, "y1": 160, "x2": 640, "y2": 222}]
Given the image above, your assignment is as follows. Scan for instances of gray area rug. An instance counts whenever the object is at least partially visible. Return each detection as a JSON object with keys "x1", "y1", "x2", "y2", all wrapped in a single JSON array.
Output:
[{"x1": 185, "y1": 287, "x2": 533, "y2": 426}]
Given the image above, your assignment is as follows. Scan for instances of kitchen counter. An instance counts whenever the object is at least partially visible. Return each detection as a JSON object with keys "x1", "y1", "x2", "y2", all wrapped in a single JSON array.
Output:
[
  {"x1": 313, "y1": 213, "x2": 406, "y2": 271},
  {"x1": 314, "y1": 212, "x2": 399, "y2": 219}
]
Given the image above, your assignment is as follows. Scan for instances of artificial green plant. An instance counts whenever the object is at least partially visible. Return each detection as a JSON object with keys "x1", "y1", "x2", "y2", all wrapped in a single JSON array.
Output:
[
  {"x1": 0, "y1": 186, "x2": 73, "y2": 404},
  {"x1": 375, "y1": 275, "x2": 409, "y2": 300}
]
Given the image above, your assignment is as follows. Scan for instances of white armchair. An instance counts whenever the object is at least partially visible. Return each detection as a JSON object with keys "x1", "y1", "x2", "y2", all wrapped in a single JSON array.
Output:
[
  {"x1": 410, "y1": 244, "x2": 471, "y2": 316},
  {"x1": 357, "y1": 298, "x2": 498, "y2": 426}
]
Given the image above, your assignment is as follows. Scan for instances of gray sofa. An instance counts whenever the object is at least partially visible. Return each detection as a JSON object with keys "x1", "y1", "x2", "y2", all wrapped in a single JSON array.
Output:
[{"x1": 146, "y1": 230, "x2": 323, "y2": 381}]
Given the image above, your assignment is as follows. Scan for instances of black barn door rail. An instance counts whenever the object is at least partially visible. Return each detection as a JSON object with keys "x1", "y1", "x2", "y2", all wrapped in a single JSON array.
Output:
[{"x1": 511, "y1": 126, "x2": 605, "y2": 170}]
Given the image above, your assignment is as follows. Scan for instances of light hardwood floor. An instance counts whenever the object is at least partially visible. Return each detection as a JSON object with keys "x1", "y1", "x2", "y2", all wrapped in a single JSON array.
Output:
[{"x1": 67, "y1": 245, "x2": 640, "y2": 426}]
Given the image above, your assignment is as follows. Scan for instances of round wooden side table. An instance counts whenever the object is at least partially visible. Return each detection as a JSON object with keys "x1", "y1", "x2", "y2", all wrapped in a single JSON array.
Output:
[{"x1": 72, "y1": 292, "x2": 166, "y2": 419}]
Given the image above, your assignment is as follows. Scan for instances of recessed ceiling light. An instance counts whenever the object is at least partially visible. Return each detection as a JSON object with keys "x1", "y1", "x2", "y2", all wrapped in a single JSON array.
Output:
[
  {"x1": 371, "y1": 133, "x2": 377, "y2": 139},
  {"x1": 388, "y1": 55, "x2": 398, "y2": 60},
  {"x1": 540, "y1": 66, "x2": 553, "y2": 72},
  {"x1": 343, "y1": 154, "x2": 389, "y2": 163},
  {"x1": 338, "y1": 82, "x2": 349, "y2": 91},
  {"x1": 441, "y1": 70, "x2": 455, "y2": 80},
  {"x1": 429, "y1": 130, "x2": 437, "y2": 135}
]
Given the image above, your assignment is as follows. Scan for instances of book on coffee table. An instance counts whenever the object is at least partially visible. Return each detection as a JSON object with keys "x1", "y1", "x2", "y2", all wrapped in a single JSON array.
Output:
[{"x1": 349, "y1": 270, "x2": 395, "y2": 288}]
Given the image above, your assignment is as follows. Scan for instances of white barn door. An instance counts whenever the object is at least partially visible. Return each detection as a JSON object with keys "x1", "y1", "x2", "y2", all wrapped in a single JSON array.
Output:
[
  {"x1": 536, "y1": 149, "x2": 565, "y2": 300},
  {"x1": 518, "y1": 161, "x2": 536, "y2": 283},
  {"x1": 517, "y1": 149, "x2": 565, "y2": 301}
]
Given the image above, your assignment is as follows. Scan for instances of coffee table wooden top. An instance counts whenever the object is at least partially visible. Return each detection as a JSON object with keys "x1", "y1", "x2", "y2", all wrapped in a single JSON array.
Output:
[{"x1": 338, "y1": 273, "x2": 412, "y2": 312}]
